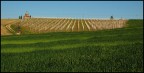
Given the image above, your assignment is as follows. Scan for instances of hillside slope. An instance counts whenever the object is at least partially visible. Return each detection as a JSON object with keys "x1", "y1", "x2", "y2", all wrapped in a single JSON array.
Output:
[
  {"x1": 1, "y1": 18, "x2": 127, "y2": 35},
  {"x1": 1, "y1": 25, "x2": 12, "y2": 35},
  {"x1": 1, "y1": 19, "x2": 143, "y2": 72},
  {"x1": 1, "y1": 19, "x2": 21, "y2": 36},
  {"x1": 11, "y1": 18, "x2": 127, "y2": 34}
]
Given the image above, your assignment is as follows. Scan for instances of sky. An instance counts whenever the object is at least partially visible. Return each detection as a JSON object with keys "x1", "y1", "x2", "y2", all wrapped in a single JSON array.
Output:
[{"x1": 1, "y1": 1, "x2": 143, "y2": 19}]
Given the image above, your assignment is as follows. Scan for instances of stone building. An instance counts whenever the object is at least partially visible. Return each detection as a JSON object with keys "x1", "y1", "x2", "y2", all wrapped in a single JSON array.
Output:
[{"x1": 23, "y1": 11, "x2": 31, "y2": 19}]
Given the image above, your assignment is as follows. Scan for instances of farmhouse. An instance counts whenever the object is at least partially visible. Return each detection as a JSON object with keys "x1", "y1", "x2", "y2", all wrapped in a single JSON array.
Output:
[{"x1": 23, "y1": 11, "x2": 31, "y2": 19}]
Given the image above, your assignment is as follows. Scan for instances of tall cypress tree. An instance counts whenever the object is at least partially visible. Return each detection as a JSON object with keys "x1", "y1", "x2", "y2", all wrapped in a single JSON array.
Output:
[
  {"x1": 110, "y1": 16, "x2": 114, "y2": 20},
  {"x1": 21, "y1": 16, "x2": 22, "y2": 19},
  {"x1": 19, "y1": 16, "x2": 20, "y2": 19}
]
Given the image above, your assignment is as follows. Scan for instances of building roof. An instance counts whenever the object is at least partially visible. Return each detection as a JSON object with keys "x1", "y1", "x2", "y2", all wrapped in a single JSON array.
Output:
[{"x1": 25, "y1": 11, "x2": 29, "y2": 15}]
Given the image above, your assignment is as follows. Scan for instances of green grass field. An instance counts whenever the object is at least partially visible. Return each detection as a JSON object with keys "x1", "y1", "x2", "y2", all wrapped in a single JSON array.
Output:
[{"x1": 1, "y1": 19, "x2": 143, "y2": 72}]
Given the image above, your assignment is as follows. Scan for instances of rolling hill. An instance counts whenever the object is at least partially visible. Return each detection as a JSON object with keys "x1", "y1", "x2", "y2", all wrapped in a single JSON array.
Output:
[
  {"x1": 1, "y1": 18, "x2": 127, "y2": 35},
  {"x1": 1, "y1": 19, "x2": 143, "y2": 72}
]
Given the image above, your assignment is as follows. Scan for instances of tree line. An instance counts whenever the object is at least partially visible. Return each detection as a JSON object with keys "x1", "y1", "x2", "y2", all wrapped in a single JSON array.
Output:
[{"x1": 19, "y1": 16, "x2": 23, "y2": 19}]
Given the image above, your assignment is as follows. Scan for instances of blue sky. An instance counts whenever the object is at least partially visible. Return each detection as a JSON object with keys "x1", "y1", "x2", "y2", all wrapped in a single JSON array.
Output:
[{"x1": 1, "y1": 1, "x2": 143, "y2": 19}]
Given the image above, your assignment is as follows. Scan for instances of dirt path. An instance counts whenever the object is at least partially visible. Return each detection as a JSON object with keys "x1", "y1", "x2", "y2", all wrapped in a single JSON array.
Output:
[
  {"x1": 1, "y1": 25, "x2": 12, "y2": 35},
  {"x1": 1, "y1": 19, "x2": 21, "y2": 36},
  {"x1": 5, "y1": 23, "x2": 16, "y2": 33}
]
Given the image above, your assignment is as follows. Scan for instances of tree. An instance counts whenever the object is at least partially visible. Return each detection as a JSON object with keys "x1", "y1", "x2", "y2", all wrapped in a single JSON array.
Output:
[
  {"x1": 21, "y1": 16, "x2": 23, "y2": 19},
  {"x1": 19, "y1": 16, "x2": 21, "y2": 19},
  {"x1": 18, "y1": 26, "x2": 20, "y2": 30},
  {"x1": 17, "y1": 25, "x2": 21, "y2": 32},
  {"x1": 110, "y1": 16, "x2": 114, "y2": 20}
]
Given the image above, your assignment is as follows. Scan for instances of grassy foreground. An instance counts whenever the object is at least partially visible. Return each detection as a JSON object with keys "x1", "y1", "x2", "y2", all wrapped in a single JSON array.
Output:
[{"x1": 1, "y1": 20, "x2": 143, "y2": 72}]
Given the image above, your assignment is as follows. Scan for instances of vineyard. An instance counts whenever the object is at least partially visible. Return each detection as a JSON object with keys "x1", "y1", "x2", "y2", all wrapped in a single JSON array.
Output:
[{"x1": 13, "y1": 18, "x2": 127, "y2": 34}]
